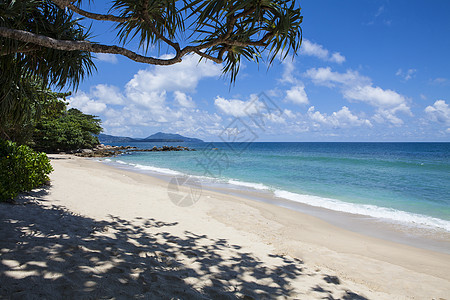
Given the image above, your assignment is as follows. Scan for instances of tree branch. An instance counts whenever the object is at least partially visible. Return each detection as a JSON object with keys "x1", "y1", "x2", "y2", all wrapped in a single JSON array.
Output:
[
  {"x1": 193, "y1": 49, "x2": 223, "y2": 63},
  {"x1": 0, "y1": 27, "x2": 182, "y2": 65},
  {"x1": 51, "y1": 0, "x2": 130, "y2": 22}
]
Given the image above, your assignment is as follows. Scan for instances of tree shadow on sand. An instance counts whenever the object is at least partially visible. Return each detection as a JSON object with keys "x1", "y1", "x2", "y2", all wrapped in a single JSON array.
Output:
[{"x1": 0, "y1": 188, "x2": 368, "y2": 299}]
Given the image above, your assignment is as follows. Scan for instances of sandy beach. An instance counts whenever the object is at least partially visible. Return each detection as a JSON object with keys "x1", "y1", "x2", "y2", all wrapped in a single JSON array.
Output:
[{"x1": 1, "y1": 154, "x2": 449, "y2": 299}]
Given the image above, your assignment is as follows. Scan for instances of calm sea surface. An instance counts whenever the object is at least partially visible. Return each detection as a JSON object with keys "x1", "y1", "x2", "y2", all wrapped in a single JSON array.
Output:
[{"x1": 102, "y1": 142, "x2": 450, "y2": 232}]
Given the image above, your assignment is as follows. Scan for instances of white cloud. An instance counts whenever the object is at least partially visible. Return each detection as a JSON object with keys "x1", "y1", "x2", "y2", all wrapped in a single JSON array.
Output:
[
  {"x1": 304, "y1": 67, "x2": 371, "y2": 87},
  {"x1": 430, "y1": 77, "x2": 449, "y2": 85},
  {"x1": 373, "y1": 108, "x2": 405, "y2": 126},
  {"x1": 396, "y1": 68, "x2": 416, "y2": 81},
  {"x1": 280, "y1": 59, "x2": 296, "y2": 84},
  {"x1": 174, "y1": 91, "x2": 196, "y2": 108},
  {"x1": 343, "y1": 85, "x2": 407, "y2": 108},
  {"x1": 330, "y1": 52, "x2": 346, "y2": 64},
  {"x1": 300, "y1": 40, "x2": 346, "y2": 64},
  {"x1": 307, "y1": 106, "x2": 372, "y2": 128},
  {"x1": 375, "y1": 5, "x2": 385, "y2": 17},
  {"x1": 304, "y1": 67, "x2": 411, "y2": 125},
  {"x1": 213, "y1": 94, "x2": 287, "y2": 127},
  {"x1": 68, "y1": 54, "x2": 226, "y2": 138},
  {"x1": 68, "y1": 92, "x2": 107, "y2": 114},
  {"x1": 283, "y1": 109, "x2": 296, "y2": 119},
  {"x1": 425, "y1": 100, "x2": 450, "y2": 126},
  {"x1": 214, "y1": 96, "x2": 263, "y2": 117},
  {"x1": 301, "y1": 40, "x2": 328, "y2": 60},
  {"x1": 96, "y1": 53, "x2": 118, "y2": 64},
  {"x1": 285, "y1": 85, "x2": 309, "y2": 105},
  {"x1": 91, "y1": 84, "x2": 125, "y2": 105},
  {"x1": 126, "y1": 54, "x2": 221, "y2": 93}
]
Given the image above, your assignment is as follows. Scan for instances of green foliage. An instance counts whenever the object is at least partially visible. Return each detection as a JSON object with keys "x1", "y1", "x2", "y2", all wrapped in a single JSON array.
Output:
[
  {"x1": 0, "y1": 77, "x2": 70, "y2": 144},
  {"x1": 1, "y1": 0, "x2": 302, "y2": 83},
  {"x1": 34, "y1": 108, "x2": 102, "y2": 152},
  {"x1": 0, "y1": 0, "x2": 96, "y2": 90},
  {"x1": 111, "y1": 0, "x2": 303, "y2": 82},
  {"x1": 0, "y1": 139, "x2": 53, "y2": 202},
  {"x1": 0, "y1": 0, "x2": 95, "y2": 139}
]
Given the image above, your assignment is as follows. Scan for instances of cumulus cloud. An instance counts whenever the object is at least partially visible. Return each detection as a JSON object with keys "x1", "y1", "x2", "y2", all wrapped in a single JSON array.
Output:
[
  {"x1": 214, "y1": 97, "x2": 249, "y2": 117},
  {"x1": 126, "y1": 54, "x2": 221, "y2": 93},
  {"x1": 174, "y1": 91, "x2": 196, "y2": 108},
  {"x1": 343, "y1": 85, "x2": 407, "y2": 108},
  {"x1": 304, "y1": 67, "x2": 411, "y2": 125},
  {"x1": 213, "y1": 94, "x2": 287, "y2": 127},
  {"x1": 68, "y1": 92, "x2": 107, "y2": 114},
  {"x1": 91, "y1": 84, "x2": 125, "y2": 105},
  {"x1": 300, "y1": 40, "x2": 346, "y2": 64},
  {"x1": 307, "y1": 106, "x2": 372, "y2": 128},
  {"x1": 96, "y1": 53, "x2": 118, "y2": 64},
  {"x1": 425, "y1": 100, "x2": 450, "y2": 126},
  {"x1": 330, "y1": 52, "x2": 346, "y2": 64},
  {"x1": 214, "y1": 95, "x2": 265, "y2": 118},
  {"x1": 285, "y1": 85, "x2": 309, "y2": 105},
  {"x1": 68, "y1": 54, "x2": 226, "y2": 138}
]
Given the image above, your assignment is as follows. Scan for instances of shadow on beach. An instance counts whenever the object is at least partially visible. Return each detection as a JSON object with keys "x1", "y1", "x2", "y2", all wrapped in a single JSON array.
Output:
[{"x1": 0, "y1": 188, "x2": 368, "y2": 299}]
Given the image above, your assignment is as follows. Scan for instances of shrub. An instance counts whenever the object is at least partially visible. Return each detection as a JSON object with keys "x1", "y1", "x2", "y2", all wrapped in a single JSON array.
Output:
[{"x1": 0, "y1": 139, "x2": 53, "y2": 202}]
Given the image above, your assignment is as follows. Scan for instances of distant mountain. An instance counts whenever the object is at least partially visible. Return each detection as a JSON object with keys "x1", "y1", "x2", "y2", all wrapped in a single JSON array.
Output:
[
  {"x1": 98, "y1": 132, "x2": 203, "y2": 144},
  {"x1": 98, "y1": 133, "x2": 137, "y2": 143},
  {"x1": 142, "y1": 132, "x2": 203, "y2": 143}
]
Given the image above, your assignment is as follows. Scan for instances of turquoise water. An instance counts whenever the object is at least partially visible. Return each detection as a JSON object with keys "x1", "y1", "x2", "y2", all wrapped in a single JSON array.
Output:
[{"x1": 103, "y1": 142, "x2": 450, "y2": 231}]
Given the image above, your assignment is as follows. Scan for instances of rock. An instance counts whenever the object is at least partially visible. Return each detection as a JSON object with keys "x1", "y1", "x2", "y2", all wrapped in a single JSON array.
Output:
[{"x1": 70, "y1": 144, "x2": 196, "y2": 157}]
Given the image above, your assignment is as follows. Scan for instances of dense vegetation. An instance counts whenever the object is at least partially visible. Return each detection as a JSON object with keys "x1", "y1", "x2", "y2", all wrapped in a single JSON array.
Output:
[
  {"x1": 0, "y1": 140, "x2": 53, "y2": 202},
  {"x1": 34, "y1": 108, "x2": 102, "y2": 152}
]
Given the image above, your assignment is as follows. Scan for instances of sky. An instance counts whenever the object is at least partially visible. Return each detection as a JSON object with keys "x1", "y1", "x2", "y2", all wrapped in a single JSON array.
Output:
[{"x1": 68, "y1": 0, "x2": 450, "y2": 142}]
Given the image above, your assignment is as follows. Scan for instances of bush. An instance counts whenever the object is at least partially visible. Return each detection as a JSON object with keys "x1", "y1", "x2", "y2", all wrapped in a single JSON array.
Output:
[{"x1": 0, "y1": 139, "x2": 53, "y2": 202}]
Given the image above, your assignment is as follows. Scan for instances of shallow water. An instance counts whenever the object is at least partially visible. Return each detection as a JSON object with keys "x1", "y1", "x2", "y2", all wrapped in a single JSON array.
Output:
[{"x1": 102, "y1": 142, "x2": 450, "y2": 233}]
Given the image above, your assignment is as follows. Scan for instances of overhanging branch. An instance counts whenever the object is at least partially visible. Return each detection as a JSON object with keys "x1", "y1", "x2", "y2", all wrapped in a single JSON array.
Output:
[
  {"x1": 0, "y1": 27, "x2": 181, "y2": 65},
  {"x1": 51, "y1": 0, "x2": 130, "y2": 22}
]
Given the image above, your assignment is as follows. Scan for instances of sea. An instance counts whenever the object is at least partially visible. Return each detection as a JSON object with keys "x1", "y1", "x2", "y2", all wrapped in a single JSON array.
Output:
[{"x1": 99, "y1": 142, "x2": 450, "y2": 250}]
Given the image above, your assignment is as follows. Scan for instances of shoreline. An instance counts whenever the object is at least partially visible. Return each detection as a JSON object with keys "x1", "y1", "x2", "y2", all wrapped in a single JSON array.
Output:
[
  {"x1": 100, "y1": 156, "x2": 450, "y2": 254},
  {"x1": 1, "y1": 154, "x2": 449, "y2": 298}
]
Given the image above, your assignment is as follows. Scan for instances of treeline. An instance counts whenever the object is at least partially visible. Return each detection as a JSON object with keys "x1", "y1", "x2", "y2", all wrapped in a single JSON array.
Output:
[{"x1": 1, "y1": 83, "x2": 102, "y2": 152}]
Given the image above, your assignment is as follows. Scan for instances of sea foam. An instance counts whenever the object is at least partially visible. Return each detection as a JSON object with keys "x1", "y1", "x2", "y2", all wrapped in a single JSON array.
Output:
[
  {"x1": 227, "y1": 179, "x2": 271, "y2": 191},
  {"x1": 101, "y1": 158, "x2": 450, "y2": 232},
  {"x1": 274, "y1": 190, "x2": 450, "y2": 232}
]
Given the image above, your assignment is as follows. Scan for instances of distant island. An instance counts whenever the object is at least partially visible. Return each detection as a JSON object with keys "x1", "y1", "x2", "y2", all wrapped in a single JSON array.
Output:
[{"x1": 98, "y1": 132, "x2": 204, "y2": 144}]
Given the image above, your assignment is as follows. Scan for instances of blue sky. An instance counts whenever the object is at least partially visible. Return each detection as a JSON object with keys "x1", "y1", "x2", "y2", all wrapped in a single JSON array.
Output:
[{"x1": 68, "y1": 0, "x2": 450, "y2": 141}]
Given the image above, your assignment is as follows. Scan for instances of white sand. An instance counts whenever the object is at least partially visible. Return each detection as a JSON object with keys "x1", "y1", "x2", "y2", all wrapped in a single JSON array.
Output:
[{"x1": 1, "y1": 154, "x2": 449, "y2": 299}]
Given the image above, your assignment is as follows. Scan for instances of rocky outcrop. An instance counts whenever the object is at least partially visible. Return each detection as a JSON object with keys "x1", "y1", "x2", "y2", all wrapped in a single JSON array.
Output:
[
  {"x1": 130, "y1": 145, "x2": 196, "y2": 152},
  {"x1": 72, "y1": 144, "x2": 196, "y2": 157}
]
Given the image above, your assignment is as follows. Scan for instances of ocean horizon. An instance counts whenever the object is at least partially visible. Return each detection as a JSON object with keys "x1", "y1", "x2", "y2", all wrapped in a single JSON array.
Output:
[{"x1": 99, "y1": 142, "x2": 450, "y2": 234}]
